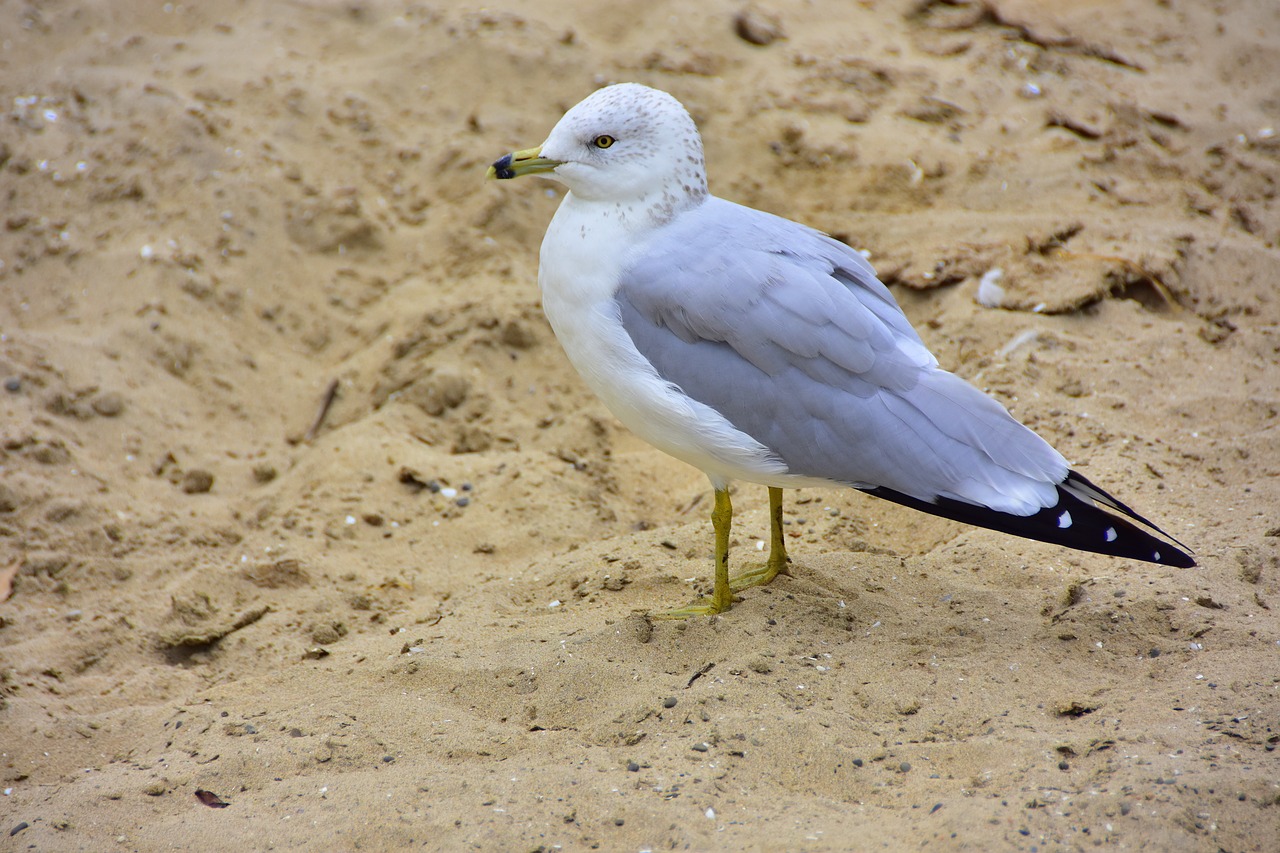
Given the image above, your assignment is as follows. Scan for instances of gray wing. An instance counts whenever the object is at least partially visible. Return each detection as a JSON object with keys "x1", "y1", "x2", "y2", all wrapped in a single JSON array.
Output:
[{"x1": 616, "y1": 197, "x2": 1068, "y2": 514}]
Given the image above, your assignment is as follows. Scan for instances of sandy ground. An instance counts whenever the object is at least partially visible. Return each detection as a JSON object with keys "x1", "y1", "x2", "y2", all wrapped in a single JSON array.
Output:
[{"x1": 2, "y1": 0, "x2": 1278, "y2": 850}]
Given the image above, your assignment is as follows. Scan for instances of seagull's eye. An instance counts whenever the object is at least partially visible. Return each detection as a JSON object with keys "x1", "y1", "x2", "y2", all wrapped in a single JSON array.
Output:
[{"x1": 592, "y1": 134, "x2": 616, "y2": 149}]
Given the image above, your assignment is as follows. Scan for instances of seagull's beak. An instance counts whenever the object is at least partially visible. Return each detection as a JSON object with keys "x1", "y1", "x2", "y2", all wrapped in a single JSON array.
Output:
[{"x1": 486, "y1": 146, "x2": 562, "y2": 180}]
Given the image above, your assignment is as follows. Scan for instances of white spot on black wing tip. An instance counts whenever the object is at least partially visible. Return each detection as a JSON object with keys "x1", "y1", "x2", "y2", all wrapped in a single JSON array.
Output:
[
  {"x1": 1057, "y1": 510, "x2": 1072, "y2": 529},
  {"x1": 1105, "y1": 527, "x2": 1118, "y2": 542},
  {"x1": 1153, "y1": 551, "x2": 1161, "y2": 562}
]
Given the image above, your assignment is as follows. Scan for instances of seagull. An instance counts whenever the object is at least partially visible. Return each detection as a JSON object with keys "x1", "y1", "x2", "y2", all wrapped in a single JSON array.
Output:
[{"x1": 487, "y1": 83, "x2": 1195, "y2": 617}]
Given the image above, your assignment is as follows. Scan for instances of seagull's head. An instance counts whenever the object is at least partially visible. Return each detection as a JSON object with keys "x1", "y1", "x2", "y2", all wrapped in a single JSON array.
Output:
[{"x1": 489, "y1": 83, "x2": 708, "y2": 210}]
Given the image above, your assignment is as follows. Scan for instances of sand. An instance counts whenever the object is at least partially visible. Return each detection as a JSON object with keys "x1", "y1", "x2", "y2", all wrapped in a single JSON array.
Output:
[{"x1": 1, "y1": 0, "x2": 1278, "y2": 850}]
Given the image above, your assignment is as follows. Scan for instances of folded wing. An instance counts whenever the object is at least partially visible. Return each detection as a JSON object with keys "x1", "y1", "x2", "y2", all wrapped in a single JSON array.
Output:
[{"x1": 616, "y1": 197, "x2": 1194, "y2": 566}]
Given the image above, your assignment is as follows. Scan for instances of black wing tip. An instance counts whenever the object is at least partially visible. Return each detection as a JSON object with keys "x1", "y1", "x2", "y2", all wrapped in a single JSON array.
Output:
[
  {"x1": 862, "y1": 485, "x2": 1196, "y2": 568},
  {"x1": 1060, "y1": 470, "x2": 1197, "y2": 566},
  {"x1": 1156, "y1": 547, "x2": 1197, "y2": 569}
]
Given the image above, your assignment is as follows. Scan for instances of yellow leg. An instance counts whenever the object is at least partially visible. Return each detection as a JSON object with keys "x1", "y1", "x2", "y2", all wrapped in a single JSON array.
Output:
[
  {"x1": 653, "y1": 487, "x2": 735, "y2": 618},
  {"x1": 654, "y1": 487, "x2": 791, "y2": 619},
  {"x1": 728, "y1": 486, "x2": 790, "y2": 592}
]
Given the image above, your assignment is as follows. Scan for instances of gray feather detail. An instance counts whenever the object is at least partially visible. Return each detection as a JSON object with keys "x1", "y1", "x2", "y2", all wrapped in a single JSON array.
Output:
[{"x1": 616, "y1": 197, "x2": 1068, "y2": 514}]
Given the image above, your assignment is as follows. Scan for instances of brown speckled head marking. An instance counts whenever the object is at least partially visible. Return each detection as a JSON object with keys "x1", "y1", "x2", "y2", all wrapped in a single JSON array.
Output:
[{"x1": 537, "y1": 83, "x2": 708, "y2": 223}]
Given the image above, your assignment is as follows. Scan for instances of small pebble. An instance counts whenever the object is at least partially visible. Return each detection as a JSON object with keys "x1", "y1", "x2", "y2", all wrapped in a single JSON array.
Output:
[
  {"x1": 852, "y1": 758, "x2": 863, "y2": 767},
  {"x1": 499, "y1": 320, "x2": 537, "y2": 349},
  {"x1": 91, "y1": 391, "x2": 125, "y2": 417},
  {"x1": 663, "y1": 697, "x2": 677, "y2": 709},
  {"x1": 734, "y1": 5, "x2": 785, "y2": 46},
  {"x1": 899, "y1": 762, "x2": 911, "y2": 773},
  {"x1": 455, "y1": 496, "x2": 469, "y2": 507},
  {"x1": 3, "y1": 377, "x2": 20, "y2": 393},
  {"x1": 626, "y1": 761, "x2": 639, "y2": 772},
  {"x1": 691, "y1": 742, "x2": 709, "y2": 753},
  {"x1": 1058, "y1": 760, "x2": 1070, "y2": 770},
  {"x1": 181, "y1": 469, "x2": 214, "y2": 494}
]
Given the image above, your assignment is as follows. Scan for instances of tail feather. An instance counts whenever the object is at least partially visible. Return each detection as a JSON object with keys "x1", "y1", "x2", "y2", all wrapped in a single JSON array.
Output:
[{"x1": 862, "y1": 472, "x2": 1196, "y2": 568}]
